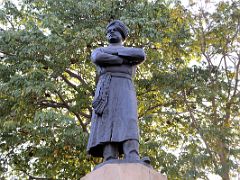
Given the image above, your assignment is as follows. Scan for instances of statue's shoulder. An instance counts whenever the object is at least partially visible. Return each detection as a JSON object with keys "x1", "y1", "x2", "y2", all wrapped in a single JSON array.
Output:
[
  {"x1": 94, "y1": 47, "x2": 103, "y2": 50},
  {"x1": 99, "y1": 46, "x2": 110, "y2": 50},
  {"x1": 93, "y1": 46, "x2": 113, "y2": 52},
  {"x1": 92, "y1": 47, "x2": 103, "y2": 54}
]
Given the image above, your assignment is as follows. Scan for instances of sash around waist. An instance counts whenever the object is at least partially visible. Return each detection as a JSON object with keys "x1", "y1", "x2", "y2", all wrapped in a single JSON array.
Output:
[
  {"x1": 93, "y1": 72, "x2": 132, "y2": 115},
  {"x1": 99, "y1": 72, "x2": 132, "y2": 80}
]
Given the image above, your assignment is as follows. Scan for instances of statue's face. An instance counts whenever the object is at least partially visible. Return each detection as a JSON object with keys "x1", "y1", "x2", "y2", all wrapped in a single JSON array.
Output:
[{"x1": 106, "y1": 25, "x2": 123, "y2": 43}]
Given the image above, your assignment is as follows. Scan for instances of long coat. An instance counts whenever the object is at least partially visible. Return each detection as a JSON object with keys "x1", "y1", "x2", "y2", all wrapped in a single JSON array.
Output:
[{"x1": 87, "y1": 46, "x2": 145, "y2": 157}]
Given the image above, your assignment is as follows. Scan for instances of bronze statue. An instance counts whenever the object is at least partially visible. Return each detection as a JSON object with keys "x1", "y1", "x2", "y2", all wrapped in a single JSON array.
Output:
[{"x1": 87, "y1": 20, "x2": 148, "y2": 166}]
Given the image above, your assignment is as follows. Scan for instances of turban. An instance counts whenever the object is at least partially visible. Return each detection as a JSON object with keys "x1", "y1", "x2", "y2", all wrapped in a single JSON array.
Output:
[{"x1": 106, "y1": 20, "x2": 129, "y2": 40}]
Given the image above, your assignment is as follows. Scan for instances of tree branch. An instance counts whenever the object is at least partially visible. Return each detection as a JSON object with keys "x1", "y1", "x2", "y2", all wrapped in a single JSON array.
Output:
[
  {"x1": 60, "y1": 75, "x2": 78, "y2": 92},
  {"x1": 230, "y1": 18, "x2": 240, "y2": 47},
  {"x1": 14, "y1": 167, "x2": 53, "y2": 180},
  {"x1": 54, "y1": 90, "x2": 88, "y2": 132},
  {"x1": 0, "y1": 50, "x2": 15, "y2": 56},
  {"x1": 5, "y1": 15, "x2": 15, "y2": 30},
  {"x1": 231, "y1": 54, "x2": 240, "y2": 99},
  {"x1": 65, "y1": 69, "x2": 94, "y2": 95},
  {"x1": 37, "y1": 100, "x2": 65, "y2": 108},
  {"x1": 182, "y1": 89, "x2": 218, "y2": 169}
]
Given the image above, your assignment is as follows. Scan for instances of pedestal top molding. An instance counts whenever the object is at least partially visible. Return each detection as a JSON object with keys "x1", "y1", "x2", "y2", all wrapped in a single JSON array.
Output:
[{"x1": 81, "y1": 163, "x2": 167, "y2": 180}]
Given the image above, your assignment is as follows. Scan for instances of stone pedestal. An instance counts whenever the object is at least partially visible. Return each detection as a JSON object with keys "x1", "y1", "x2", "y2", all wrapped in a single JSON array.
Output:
[{"x1": 81, "y1": 163, "x2": 167, "y2": 180}]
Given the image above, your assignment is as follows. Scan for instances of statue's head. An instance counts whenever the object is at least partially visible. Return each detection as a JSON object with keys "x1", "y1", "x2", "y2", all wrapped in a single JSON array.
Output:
[{"x1": 106, "y1": 20, "x2": 129, "y2": 43}]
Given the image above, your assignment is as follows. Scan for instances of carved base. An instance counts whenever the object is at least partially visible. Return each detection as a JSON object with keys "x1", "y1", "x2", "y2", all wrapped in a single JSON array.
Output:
[{"x1": 81, "y1": 163, "x2": 167, "y2": 180}]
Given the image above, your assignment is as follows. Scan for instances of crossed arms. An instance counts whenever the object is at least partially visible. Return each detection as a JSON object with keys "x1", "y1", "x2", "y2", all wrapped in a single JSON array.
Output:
[{"x1": 91, "y1": 46, "x2": 146, "y2": 66}]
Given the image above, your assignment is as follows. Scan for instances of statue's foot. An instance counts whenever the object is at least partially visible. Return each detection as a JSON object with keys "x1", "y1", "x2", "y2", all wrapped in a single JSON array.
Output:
[
  {"x1": 94, "y1": 156, "x2": 152, "y2": 170},
  {"x1": 141, "y1": 156, "x2": 151, "y2": 164},
  {"x1": 104, "y1": 157, "x2": 118, "y2": 161}
]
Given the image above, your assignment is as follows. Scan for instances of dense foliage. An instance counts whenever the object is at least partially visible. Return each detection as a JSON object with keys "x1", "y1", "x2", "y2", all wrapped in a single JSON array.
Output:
[{"x1": 0, "y1": 0, "x2": 239, "y2": 179}]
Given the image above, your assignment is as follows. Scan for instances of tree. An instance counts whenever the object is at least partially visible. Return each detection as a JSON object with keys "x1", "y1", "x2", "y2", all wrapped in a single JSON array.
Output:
[{"x1": 0, "y1": 0, "x2": 239, "y2": 179}]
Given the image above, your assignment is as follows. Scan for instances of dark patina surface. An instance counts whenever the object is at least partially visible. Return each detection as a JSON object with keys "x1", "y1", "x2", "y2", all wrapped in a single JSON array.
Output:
[{"x1": 87, "y1": 20, "x2": 149, "y2": 167}]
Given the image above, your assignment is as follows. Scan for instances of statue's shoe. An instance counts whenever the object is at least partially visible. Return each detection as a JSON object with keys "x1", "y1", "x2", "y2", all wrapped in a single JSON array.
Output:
[{"x1": 141, "y1": 156, "x2": 151, "y2": 164}]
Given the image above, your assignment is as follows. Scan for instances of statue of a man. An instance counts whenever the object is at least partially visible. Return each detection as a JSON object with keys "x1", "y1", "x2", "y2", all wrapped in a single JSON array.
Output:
[{"x1": 87, "y1": 20, "x2": 146, "y2": 163}]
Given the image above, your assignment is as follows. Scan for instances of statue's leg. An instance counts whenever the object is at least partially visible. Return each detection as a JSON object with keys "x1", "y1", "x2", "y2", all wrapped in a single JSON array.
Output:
[
  {"x1": 123, "y1": 139, "x2": 140, "y2": 160},
  {"x1": 103, "y1": 143, "x2": 119, "y2": 161}
]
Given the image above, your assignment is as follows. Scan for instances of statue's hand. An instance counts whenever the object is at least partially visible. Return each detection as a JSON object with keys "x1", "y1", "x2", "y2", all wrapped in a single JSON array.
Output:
[
  {"x1": 103, "y1": 46, "x2": 125, "y2": 55},
  {"x1": 121, "y1": 56, "x2": 136, "y2": 65}
]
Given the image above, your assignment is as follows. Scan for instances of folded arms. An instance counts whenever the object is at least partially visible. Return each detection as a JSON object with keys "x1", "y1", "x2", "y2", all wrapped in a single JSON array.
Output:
[{"x1": 91, "y1": 47, "x2": 146, "y2": 66}]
